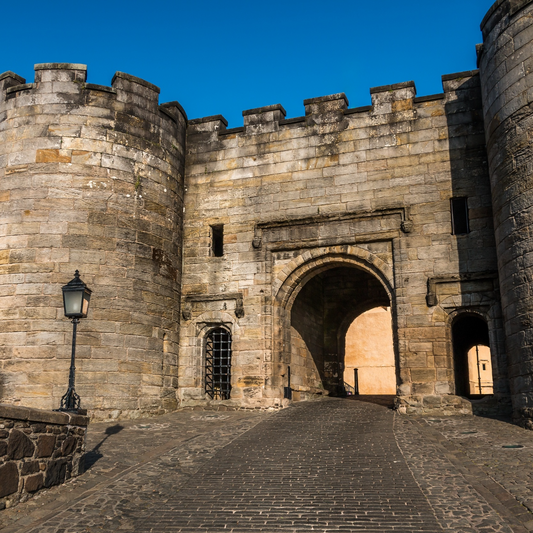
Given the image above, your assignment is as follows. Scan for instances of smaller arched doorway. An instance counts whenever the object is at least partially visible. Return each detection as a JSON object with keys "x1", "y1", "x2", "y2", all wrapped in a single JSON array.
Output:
[
  {"x1": 452, "y1": 314, "x2": 493, "y2": 397},
  {"x1": 205, "y1": 327, "x2": 232, "y2": 400}
]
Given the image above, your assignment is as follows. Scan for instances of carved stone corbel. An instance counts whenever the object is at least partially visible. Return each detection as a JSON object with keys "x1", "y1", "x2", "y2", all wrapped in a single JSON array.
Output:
[
  {"x1": 182, "y1": 303, "x2": 192, "y2": 321},
  {"x1": 235, "y1": 297, "x2": 245, "y2": 318},
  {"x1": 401, "y1": 220, "x2": 413, "y2": 233},
  {"x1": 252, "y1": 226, "x2": 262, "y2": 249}
]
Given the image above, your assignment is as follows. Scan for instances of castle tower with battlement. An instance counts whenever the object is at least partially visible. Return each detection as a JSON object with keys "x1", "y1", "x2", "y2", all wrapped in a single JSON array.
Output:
[
  {"x1": 1, "y1": 0, "x2": 533, "y2": 427},
  {"x1": 478, "y1": 0, "x2": 533, "y2": 427},
  {"x1": 0, "y1": 64, "x2": 187, "y2": 418}
]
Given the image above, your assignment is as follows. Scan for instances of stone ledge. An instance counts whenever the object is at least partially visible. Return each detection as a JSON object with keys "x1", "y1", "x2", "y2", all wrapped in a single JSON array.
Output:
[
  {"x1": 219, "y1": 126, "x2": 244, "y2": 135},
  {"x1": 242, "y1": 104, "x2": 286, "y2": 117},
  {"x1": 34, "y1": 63, "x2": 87, "y2": 71},
  {"x1": 414, "y1": 94, "x2": 445, "y2": 104},
  {"x1": 303, "y1": 93, "x2": 349, "y2": 106},
  {"x1": 6, "y1": 83, "x2": 34, "y2": 95},
  {"x1": 0, "y1": 71, "x2": 25, "y2": 84},
  {"x1": 189, "y1": 114, "x2": 228, "y2": 126},
  {"x1": 370, "y1": 81, "x2": 415, "y2": 94},
  {"x1": 83, "y1": 83, "x2": 117, "y2": 95},
  {"x1": 0, "y1": 404, "x2": 89, "y2": 427},
  {"x1": 279, "y1": 116, "x2": 306, "y2": 125},
  {"x1": 111, "y1": 71, "x2": 160, "y2": 93},
  {"x1": 442, "y1": 70, "x2": 479, "y2": 82},
  {"x1": 344, "y1": 105, "x2": 372, "y2": 115}
]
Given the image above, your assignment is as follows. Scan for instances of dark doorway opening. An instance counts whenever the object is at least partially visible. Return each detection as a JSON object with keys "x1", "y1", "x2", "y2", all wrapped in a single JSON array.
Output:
[{"x1": 452, "y1": 314, "x2": 493, "y2": 397}]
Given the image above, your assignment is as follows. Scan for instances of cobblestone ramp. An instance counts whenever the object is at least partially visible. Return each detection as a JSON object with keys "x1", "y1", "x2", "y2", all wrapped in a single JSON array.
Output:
[{"x1": 147, "y1": 400, "x2": 442, "y2": 532}]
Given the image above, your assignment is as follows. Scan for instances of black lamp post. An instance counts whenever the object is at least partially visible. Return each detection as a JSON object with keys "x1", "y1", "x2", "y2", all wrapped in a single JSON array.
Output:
[{"x1": 59, "y1": 270, "x2": 92, "y2": 412}]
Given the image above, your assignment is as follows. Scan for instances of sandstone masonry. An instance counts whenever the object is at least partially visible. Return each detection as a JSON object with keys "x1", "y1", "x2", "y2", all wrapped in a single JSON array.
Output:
[{"x1": 1, "y1": 0, "x2": 533, "y2": 427}]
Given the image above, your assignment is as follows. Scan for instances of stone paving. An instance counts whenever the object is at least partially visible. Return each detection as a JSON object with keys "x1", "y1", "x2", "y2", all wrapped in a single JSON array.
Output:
[{"x1": 0, "y1": 398, "x2": 532, "y2": 532}]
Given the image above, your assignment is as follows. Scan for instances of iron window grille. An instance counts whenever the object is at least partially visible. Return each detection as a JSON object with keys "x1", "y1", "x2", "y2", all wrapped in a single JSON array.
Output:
[{"x1": 205, "y1": 328, "x2": 232, "y2": 400}]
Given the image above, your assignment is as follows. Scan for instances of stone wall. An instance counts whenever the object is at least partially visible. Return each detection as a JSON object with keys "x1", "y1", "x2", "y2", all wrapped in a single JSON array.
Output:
[
  {"x1": 0, "y1": 404, "x2": 88, "y2": 509},
  {"x1": 478, "y1": 0, "x2": 533, "y2": 428},
  {"x1": 180, "y1": 73, "x2": 504, "y2": 412},
  {"x1": 344, "y1": 307, "x2": 396, "y2": 395},
  {"x1": 0, "y1": 64, "x2": 187, "y2": 419},
  {"x1": 2, "y1": 0, "x2": 531, "y2": 421},
  {"x1": 290, "y1": 273, "x2": 324, "y2": 395}
]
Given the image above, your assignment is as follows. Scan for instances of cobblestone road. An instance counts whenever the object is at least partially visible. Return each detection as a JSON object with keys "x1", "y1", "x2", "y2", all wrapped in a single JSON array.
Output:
[{"x1": 0, "y1": 398, "x2": 532, "y2": 532}]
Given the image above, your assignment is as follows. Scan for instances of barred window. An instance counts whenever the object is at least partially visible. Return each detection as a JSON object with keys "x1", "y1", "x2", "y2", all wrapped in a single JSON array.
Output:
[{"x1": 205, "y1": 328, "x2": 232, "y2": 400}]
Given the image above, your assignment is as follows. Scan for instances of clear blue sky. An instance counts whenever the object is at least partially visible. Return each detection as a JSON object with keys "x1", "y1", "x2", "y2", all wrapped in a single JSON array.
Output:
[{"x1": 1, "y1": 0, "x2": 495, "y2": 127}]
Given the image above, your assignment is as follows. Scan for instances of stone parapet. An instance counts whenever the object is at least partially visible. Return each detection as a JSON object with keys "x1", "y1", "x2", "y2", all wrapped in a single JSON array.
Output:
[
  {"x1": 243, "y1": 104, "x2": 286, "y2": 134},
  {"x1": 0, "y1": 404, "x2": 88, "y2": 509}
]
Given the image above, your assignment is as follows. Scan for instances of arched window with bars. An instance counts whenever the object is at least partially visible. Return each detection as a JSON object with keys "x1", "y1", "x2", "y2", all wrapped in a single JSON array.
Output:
[{"x1": 205, "y1": 328, "x2": 232, "y2": 400}]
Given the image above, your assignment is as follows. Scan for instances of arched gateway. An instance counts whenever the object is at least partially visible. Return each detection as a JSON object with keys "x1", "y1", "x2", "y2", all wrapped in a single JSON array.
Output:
[{"x1": 272, "y1": 249, "x2": 398, "y2": 400}]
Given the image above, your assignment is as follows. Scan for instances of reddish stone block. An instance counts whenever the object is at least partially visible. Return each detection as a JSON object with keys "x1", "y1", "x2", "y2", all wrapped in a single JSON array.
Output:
[
  {"x1": 36, "y1": 435, "x2": 56, "y2": 458},
  {"x1": 24, "y1": 473, "x2": 43, "y2": 493},
  {"x1": 0, "y1": 462, "x2": 19, "y2": 498},
  {"x1": 7, "y1": 429, "x2": 35, "y2": 460}
]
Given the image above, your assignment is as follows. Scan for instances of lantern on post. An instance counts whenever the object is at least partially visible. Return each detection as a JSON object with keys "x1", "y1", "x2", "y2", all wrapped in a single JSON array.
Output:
[{"x1": 59, "y1": 270, "x2": 92, "y2": 411}]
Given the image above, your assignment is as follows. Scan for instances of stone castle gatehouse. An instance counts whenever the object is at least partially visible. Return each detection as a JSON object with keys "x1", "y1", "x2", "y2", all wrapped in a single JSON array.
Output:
[{"x1": 2, "y1": 0, "x2": 533, "y2": 427}]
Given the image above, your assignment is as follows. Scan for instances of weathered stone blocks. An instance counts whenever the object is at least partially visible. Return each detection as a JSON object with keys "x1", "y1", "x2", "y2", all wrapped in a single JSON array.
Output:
[
  {"x1": 7, "y1": 429, "x2": 34, "y2": 460},
  {"x1": 180, "y1": 65, "x2": 501, "y2": 413},
  {"x1": 0, "y1": 462, "x2": 18, "y2": 498},
  {"x1": 479, "y1": 0, "x2": 533, "y2": 427},
  {"x1": 0, "y1": 63, "x2": 187, "y2": 419},
  {"x1": 0, "y1": 0, "x2": 532, "y2": 424}
]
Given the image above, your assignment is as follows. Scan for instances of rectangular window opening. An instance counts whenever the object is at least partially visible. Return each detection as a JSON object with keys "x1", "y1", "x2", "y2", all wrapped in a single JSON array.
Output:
[
  {"x1": 451, "y1": 197, "x2": 469, "y2": 235},
  {"x1": 211, "y1": 225, "x2": 224, "y2": 257}
]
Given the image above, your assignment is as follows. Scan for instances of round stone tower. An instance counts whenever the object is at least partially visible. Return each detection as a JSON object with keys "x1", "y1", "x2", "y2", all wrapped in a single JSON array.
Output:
[
  {"x1": 479, "y1": 0, "x2": 533, "y2": 427},
  {"x1": 0, "y1": 64, "x2": 187, "y2": 419}
]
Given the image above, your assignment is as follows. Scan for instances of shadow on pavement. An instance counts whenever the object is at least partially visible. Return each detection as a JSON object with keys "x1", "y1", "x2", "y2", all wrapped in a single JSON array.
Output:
[
  {"x1": 84, "y1": 424, "x2": 124, "y2": 470},
  {"x1": 345, "y1": 395, "x2": 396, "y2": 408}
]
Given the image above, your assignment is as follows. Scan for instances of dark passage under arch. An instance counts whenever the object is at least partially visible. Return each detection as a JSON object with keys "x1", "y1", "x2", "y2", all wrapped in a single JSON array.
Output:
[{"x1": 290, "y1": 265, "x2": 395, "y2": 396}]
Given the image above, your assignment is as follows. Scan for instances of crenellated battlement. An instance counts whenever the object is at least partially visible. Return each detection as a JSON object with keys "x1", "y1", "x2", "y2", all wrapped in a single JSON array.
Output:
[
  {"x1": 481, "y1": 0, "x2": 533, "y2": 37},
  {"x1": 187, "y1": 71, "x2": 481, "y2": 142},
  {"x1": 0, "y1": 63, "x2": 187, "y2": 128}
]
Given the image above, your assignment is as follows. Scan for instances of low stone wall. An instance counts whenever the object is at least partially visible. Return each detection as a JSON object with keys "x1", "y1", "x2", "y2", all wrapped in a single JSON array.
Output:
[
  {"x1": 0, "y1": 404, "x2": 88, "y2": 509},
  {"x1": 395, "y1": 394, "x2": 513, "y2": 417}
]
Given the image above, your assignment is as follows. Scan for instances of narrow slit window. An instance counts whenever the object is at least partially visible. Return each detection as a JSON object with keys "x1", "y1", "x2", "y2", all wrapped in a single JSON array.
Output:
[
  {"x1": 211, "y1": 225, "x2": 224, "y2": 257},
  {"x1": 451, "y1": 197, "x2": 469, "y2": 235}
]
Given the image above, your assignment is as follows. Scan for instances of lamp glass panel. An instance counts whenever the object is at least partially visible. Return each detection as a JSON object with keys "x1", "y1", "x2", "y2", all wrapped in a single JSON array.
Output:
[
  {"x1": 82, "y1": 294, "x2": 90, "y2": 316},
  {"x1": 64, "y1": 291, "x2": 83, "y2": 316}
]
